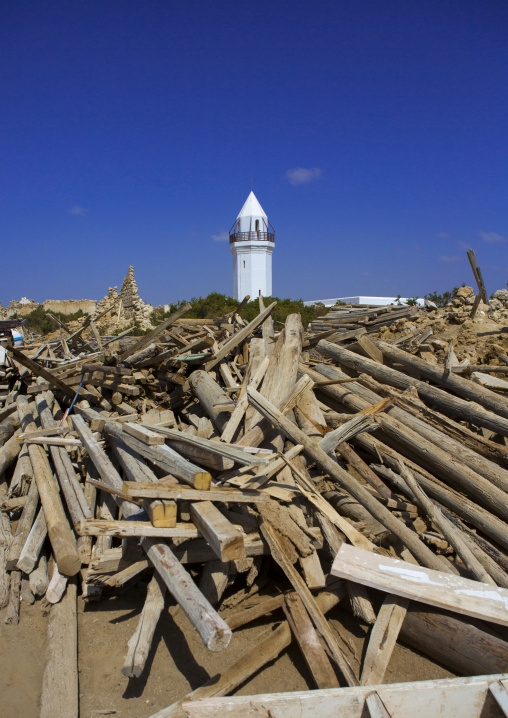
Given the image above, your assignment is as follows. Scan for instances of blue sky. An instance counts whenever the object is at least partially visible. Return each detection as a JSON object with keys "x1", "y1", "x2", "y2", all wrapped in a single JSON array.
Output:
[{"x1": 1, "y1": 1, "x2": 507, "y2": 306}]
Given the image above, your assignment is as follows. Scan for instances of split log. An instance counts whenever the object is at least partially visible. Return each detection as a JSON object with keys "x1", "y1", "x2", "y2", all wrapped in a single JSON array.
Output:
[
  {"x1": 188, "y1": 370, "x2": 232, "y2": 433},
  {"x1": 16, "y1": 507, "x2": 47, "y2": 574},
  {"x1": 40, "y1": 580, "x2": 78, "y2": 718},
  {"x1": 122, "y1": 573, "x2": 167, "y2": 678},
  {"x1": 6, "y1": 472, "x2": 39, "y2": 570},
  {"x1": 5, "y1": 570, "x2": 21, "y2": 624},
  {"x1": 0, "y1": 511, "x2": 12, "y2": 608}
]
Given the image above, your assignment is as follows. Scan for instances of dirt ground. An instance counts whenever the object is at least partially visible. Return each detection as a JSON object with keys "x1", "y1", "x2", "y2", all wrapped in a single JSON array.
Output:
[{"x1": 0, "y1": 578, "x2": 456, "y2": 718}]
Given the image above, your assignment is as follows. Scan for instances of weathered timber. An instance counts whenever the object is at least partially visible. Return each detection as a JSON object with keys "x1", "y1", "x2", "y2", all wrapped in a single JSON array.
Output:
[
  {"x1": 72, "y1": 414, "x2": 231, "y2": 651},
  {"x1": 332, "y1": 544, "x2": 508, "y2": 627},
  {"x1": 307, "y1": 362, "x2": 508, "y2": 523},
  {"x1": 204, "y1": 301, "x2": 277, "y2": 371},
  {"x1": 316, "y1": 341, "x2": 508, "y2": 437},
  {"x1": 283, "y1": 591, "x2": 340, "y2": 689},
  {"x1": 246, "y1": 387, "x2": 446, "y2": 571},
  {"x1": 16, "y1": 507, "x2": 48, "y2": 574},
  {"x1": 122, "y1": 573, "x2": 167, "y2": 678},
  {"x1": 118, "y1": 303, "x2": 192, "y2": 363},
  {"x1": 141, "y1": 537, "x2": 232, "y2": 651},
  {"x1": 17, "y1": 398, "x2": 80, "y2": 577},
  {"x1": 360, "y1": 596, "x2": 409, "y2": 685},
  {"x1": 190, "y1": 501, "x2": 245, "y2": 561},
  {"x1": 40, "y1": 580, "x2": 78, "y2": 718},
  {"x1": 147, "y1": 586, "x2": 346, "y2": 718}
]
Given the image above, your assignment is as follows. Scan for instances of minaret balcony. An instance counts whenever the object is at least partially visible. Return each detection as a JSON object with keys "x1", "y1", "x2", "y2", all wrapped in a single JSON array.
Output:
[{"x1": 229, "y1": 231, "x2": 275, "y2": 244}]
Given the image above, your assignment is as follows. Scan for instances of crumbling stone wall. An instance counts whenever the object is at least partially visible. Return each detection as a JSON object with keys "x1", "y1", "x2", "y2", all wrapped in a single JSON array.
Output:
[
  {"x1": 5, "y1": 298, "x2": 38, "y2": 318},
  {"x1": 43, "y1": 299, "x2": 97, "y2": 315}
]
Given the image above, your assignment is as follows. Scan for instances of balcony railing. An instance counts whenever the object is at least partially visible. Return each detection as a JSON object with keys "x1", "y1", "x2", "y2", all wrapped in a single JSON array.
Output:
[{"x1": 230, "y1": 231, "x2": 275, "y2": 244}]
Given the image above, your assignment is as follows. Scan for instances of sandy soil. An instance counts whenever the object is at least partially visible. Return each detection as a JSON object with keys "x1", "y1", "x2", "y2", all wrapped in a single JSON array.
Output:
[{"x1": 0, "y1": 578, "x2": 456, "y2": 718}]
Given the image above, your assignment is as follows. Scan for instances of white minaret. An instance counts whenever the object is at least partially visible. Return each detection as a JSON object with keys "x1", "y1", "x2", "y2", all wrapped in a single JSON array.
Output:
[{"x1": 229, "y1": 191, "x2": 275, "y2": 301}]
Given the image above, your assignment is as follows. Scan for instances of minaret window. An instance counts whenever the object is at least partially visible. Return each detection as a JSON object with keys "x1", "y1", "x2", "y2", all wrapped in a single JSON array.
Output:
[
  {"x1": 243, "y1": 261, "x2": 245, "y2": 268},
  {"x1": 255, "y1": 219, "x2": 260, "y2": 232}
]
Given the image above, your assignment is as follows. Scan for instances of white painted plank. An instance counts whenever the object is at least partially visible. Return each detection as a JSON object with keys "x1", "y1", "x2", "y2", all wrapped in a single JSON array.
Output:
[
  {"x1": 179, "y1": 673, "x2": 508, "y2": 718},
  {"x1": 331, "y1": 544, "x2": 508, "y2": 627}
]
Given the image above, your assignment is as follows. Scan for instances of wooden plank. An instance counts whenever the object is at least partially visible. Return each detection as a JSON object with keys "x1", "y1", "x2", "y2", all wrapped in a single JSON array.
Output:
[
  {"x1": 180, "y1": 673, "x2": 508, "y2": 718},
  {"x1": 122, "y1": 481, "x2": 268, "y2": 504},
  {"x1": 146, "y1": 425, "x2": 270, "y2": 466},
  {"x1": 123, "y1": 422, "x2": 165, "y2": 445},
  {"x1": 360, "y1": 595, "x2": 409, "y2": 685},
  {"x1": 77, "y1": 519, "x2": 200, "y2": 538},
  {"x1": 190, "y1": 501, "x2": 245, "y2": 561},
  {"x1": 490, "y1": 681, "x2": 508, "y2": 717},
  {"x1": 117, "y1": 302, "x2": 191, "y2": 362},
  {"x1": 40, "y1": 581, "x2": 78, "y2": 718},
  {"x1": 283, "y1": 592, "x2": 340, "y2": 689},
  {"x1": 332, "y1": 544, "x2": 508, "y2": 627}
]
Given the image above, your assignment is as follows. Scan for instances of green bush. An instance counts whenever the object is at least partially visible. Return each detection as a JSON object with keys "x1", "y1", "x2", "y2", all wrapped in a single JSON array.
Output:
[
  {"x1": 11, "y1": 306, "x2": 86, "y2": 336},
  {"x1": 151, "y1": 293, "x2": 329, "y2": 329}
]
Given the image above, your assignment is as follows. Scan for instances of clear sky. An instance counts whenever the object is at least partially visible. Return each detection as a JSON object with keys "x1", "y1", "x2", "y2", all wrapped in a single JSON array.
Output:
[{"x1": 1, "y1": 1, "x2": 507, "y2": 307}]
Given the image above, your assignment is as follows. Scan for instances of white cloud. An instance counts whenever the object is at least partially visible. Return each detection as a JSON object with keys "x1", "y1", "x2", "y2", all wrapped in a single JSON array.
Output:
[
  {"x1": 456, "y1": 241, "x2": 470, "y2": 250},
  {"x1": 478, "y1": 231, "x2": 507, "y2": 243},
  {"x1": 439, "y1": 255, "x2": 461, "y2": 263},
  {"x1": 285, "y1": 167, "x2": 322, "y2": 186},
  {"x1": 435, "y1": 232, "x2": 450, "y2": 239},
  {"x1": 67, "y1": 205, "x2": 88, "y2": 216},
  {"x1": 211, "y1": 231, "x2": 229, "y2": 242}
]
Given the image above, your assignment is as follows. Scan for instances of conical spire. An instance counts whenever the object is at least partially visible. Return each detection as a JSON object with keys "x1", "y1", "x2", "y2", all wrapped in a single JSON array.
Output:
[{"x1": 237, "y1": 191, "x2": 268, "y2": 220}]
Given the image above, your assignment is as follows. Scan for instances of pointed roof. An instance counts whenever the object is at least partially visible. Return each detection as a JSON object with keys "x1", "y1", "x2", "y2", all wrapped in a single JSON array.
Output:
[{"x1": 237, "y1": 191, "x2": 268, "y2": 220}]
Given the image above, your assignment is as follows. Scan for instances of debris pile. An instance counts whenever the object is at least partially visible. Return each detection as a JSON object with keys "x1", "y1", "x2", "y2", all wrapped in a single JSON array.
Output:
[{"x1": 1, "y1": 284, "x2": 508, "y2": 715}]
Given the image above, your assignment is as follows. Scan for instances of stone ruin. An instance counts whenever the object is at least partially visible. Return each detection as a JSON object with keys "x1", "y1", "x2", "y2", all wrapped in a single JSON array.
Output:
[{"x1": 95, "y1": 266, "x2": 154, "y2": 330}]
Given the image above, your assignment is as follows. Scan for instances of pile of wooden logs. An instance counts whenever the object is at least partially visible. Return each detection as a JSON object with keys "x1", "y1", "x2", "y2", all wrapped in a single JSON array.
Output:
[
  {"x1": 308, "y1": 303, "x2": 419, "y2": 337},
  {"x1": 1, "y1": 297, "x2": 508, "y2": 717}
]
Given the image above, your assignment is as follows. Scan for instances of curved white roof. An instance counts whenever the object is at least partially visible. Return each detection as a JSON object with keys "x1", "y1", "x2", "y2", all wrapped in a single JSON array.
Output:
[{"x1": 237, "y1": 191, "x2": 268, "y2": 220}]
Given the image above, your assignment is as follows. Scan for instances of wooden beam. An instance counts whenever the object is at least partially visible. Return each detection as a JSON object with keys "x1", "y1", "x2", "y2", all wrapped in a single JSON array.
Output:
[{"x1": 190, "y1": 501, "x2": 245, "y2": 561}]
